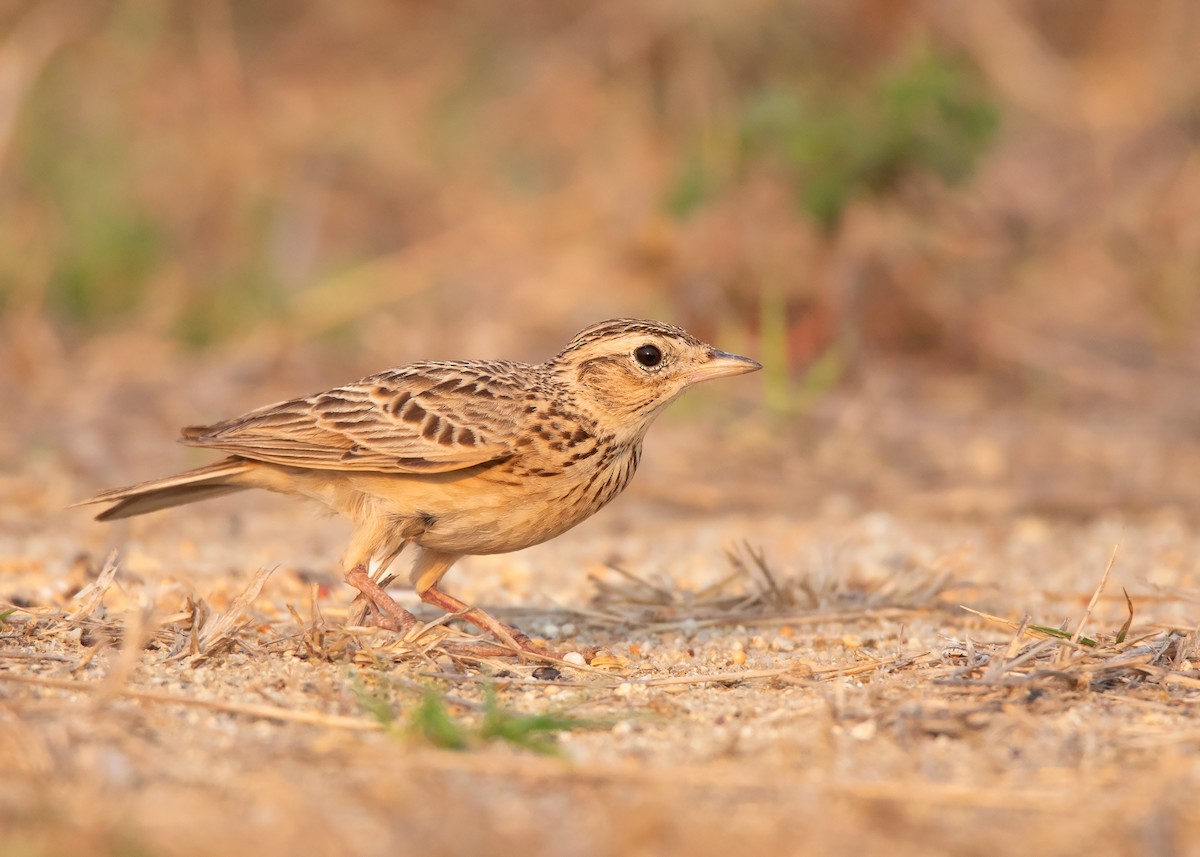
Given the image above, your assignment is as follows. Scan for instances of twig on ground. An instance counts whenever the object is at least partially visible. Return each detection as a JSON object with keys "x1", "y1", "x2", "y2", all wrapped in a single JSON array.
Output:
[{"x1": 66, "y1": 549, "x2": 120, "y2": 622}]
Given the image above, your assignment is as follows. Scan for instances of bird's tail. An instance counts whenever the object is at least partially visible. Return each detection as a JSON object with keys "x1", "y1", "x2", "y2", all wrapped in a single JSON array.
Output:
[{"x1": 73, "y1": 458, "x2": 256, "y2": 521}]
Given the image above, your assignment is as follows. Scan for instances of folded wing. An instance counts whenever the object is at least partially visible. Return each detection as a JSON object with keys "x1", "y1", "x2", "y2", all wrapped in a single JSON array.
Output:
[{"x1": 181, "y1": 362, "x2": 527, "y2": 474}]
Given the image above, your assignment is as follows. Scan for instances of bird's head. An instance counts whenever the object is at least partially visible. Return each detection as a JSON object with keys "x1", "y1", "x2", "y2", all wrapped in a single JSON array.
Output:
[{"x1": 548, "y1": 318, "x2": 761, "y2": 433}]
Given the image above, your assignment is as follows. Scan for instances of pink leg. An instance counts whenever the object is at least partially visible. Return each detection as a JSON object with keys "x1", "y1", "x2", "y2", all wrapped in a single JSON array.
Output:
[
  {"x1": 419, "y1": 584, "x2": 560, "y2": 659},
  {"x1": 344, "y1": 564, "x2": 418, "y2": 633}
]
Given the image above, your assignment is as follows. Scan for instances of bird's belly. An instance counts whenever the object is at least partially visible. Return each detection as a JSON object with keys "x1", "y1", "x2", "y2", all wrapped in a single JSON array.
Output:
[
  {"x1": 414, "y1": 477, "x2": 601, "y2": 554},
  {"x1": 343, "y1": 450, "x2": 639, "y2": 555},
  {"x1": 415, "y1": 501, "x2": 579, "y2": 554}
]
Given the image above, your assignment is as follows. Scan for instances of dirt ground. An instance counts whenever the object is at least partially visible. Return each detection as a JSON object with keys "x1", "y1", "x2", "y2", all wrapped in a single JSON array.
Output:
[
  {"x1": 2, "y1": 349, "x2": 1198, "y2": 857},
  {"x1": 4, "y1": 3, "x2": 1200, "y2": 854}
]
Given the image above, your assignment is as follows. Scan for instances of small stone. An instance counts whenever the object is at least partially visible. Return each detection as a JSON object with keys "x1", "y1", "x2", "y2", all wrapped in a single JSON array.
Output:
[
  {"x1": 849, "y1": 720, "x2": 877, "y2": 741},
  {"x1": 532, "y1": 666, "x2": 561, "y2": 681},
  {"x1": 789, "y1": 661, "x2": 815, "y2": 679},
  {"x1": 562, "y1": 651, "x2": 587, "y2": 666},
  {"x1": 589, "y1": 650, "x2": 629, "y2": 670}
]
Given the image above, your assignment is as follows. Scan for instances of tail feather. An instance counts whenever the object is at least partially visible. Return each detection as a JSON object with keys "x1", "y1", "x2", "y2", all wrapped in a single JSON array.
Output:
[{"x1": 73, "y1": 458, "x2": 255, "y2": 521}]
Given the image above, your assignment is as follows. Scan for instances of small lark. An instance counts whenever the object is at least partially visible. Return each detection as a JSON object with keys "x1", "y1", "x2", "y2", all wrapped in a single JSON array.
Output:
[{"x1": 78, "y1": 319, "x2": 760, "y2": 656}]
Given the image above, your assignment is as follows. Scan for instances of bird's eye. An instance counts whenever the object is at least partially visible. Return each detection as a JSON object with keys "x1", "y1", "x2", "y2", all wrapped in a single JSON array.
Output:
[{"x1": 634, "y1": 344, "x2": 662, "y2": 368}]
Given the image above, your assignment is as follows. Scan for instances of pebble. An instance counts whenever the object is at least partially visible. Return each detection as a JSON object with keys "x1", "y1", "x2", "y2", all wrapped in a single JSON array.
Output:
[
  {"x1": 562, "y1": 651, "x2": 586, "y2": 666},
  {"x1": 849, "y1": 720, "x2": 877, "y2": 741}
]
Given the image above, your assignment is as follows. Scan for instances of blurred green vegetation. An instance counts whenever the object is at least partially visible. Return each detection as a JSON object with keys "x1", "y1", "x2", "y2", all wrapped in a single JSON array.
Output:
[
  {"x1": 739, "y1": 48, "x2": 997, "y2": 230},
  {"x1": 1, "y1": 0, "x2": 1197, "y2": 396},
  {"x1": 663, "y1": 41, "x2": 997, "y2": 412},
  {"x1": 669, "y1": 47, "x2": 997, "y2": 229},
  {"x1": 355, "y1": 677, "x2": 596, "y2": 755},
  {"x1": 1, "y1": 4, "x2": 999, "y2": 347}
]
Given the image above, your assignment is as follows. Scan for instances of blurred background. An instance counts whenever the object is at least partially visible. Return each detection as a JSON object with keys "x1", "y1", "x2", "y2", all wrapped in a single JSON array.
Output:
[{"x1": 4, "y1": 0, "x2": 1200, "y2": 520}]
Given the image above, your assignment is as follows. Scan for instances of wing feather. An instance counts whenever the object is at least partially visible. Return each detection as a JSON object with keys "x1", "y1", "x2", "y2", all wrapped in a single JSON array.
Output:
[{"x1": 180, "y1": 362, "x2": 533, "y2": 474}]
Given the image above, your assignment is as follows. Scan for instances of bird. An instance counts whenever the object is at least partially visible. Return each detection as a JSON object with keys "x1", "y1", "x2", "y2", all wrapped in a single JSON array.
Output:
[{"x1": 76, "y1": 318, "x2": 761, "y2": 657}]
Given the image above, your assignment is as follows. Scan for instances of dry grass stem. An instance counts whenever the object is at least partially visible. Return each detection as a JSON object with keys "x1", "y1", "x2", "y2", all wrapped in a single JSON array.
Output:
[
  {"x1": 1066, "y1": 543, "x2": 1120, "y2": 654},
  {"x1": 186, "y1": 565, "x2": 277, "y2": 660},
  {"x1": 65, "y1": 549, "x2": 120, "y2": 622}
]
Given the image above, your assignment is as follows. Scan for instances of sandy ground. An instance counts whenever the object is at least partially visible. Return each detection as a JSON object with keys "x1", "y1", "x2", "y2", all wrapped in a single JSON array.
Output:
[{"x1": 2, "y1": 356, "x2": 1199, "y2": 857}]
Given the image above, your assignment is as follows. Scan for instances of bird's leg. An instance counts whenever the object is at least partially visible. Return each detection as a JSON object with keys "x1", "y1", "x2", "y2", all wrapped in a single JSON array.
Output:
[
  {"x1": 344, "y1": 563, "x2": 418, "y2": 632},
  {"x1": 408, "y1": 548, "x2": 560, "y2": 659},
  {"x1": 345, "y1": 540, "x2": 409, "y2": 627},
  {"x1": 418, "y1": 584, "x2": 560, "y2": 659}
]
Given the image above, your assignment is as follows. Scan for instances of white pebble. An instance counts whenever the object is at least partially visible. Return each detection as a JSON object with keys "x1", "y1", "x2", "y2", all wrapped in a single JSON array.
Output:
[
  {"x1": 562, "y1": 651, "x2": 587, "y2": 666},
  {"x1": 849, "y1": 720, "x2": 877, "y2": 741}
]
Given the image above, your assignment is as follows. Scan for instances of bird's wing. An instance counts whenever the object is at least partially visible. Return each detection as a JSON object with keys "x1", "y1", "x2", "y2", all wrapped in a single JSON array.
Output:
[{"x1": 180, "y1": 362, "x2": 531, "y2": 474}]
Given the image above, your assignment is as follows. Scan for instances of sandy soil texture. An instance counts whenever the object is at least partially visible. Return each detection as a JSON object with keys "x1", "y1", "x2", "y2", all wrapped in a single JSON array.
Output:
[
  {"x1": 3, "y1": 360, "x2": 1198, "y2": 857},
  {"x1": 5, "y1": 4, "x2": 1200, "y2": 853}
]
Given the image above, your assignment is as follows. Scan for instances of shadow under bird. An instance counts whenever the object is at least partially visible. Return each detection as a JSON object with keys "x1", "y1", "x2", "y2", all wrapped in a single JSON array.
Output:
[{"x1": 77, "y1": 318, "x2": 761, "y2": 657}]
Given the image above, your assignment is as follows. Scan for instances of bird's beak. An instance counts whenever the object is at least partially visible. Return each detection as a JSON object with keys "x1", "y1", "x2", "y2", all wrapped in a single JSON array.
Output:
[{"x1": 682, "y1": 349, "x2": 763, "y2": 384}]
